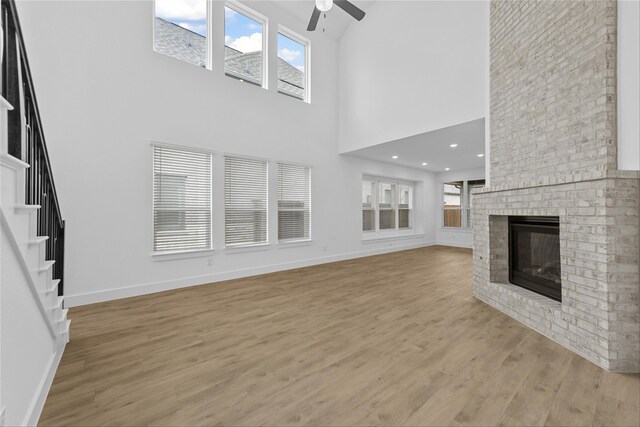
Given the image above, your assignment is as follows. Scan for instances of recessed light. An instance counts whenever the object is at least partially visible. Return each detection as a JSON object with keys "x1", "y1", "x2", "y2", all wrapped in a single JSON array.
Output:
[
  {"x1": 392, "y1": 155, "x2": 398, "y2": 159},
  {"x1": 421, "y1": 162, "x2": 428, "y2": 166},
  {"x1": 445, "y1": 167, "x2": 451, "y2": 171},
  {"x1": 477, "y1": 153, "x2": 485, "y2": 157},
  {"x1": 449, "y1": 144, "x2": 458, "y2": 148}
]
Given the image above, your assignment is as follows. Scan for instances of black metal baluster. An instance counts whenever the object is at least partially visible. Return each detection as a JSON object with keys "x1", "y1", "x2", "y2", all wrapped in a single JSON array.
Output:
[{"x1": 2, "y1": 0, "x2": 66, "y2": 297}]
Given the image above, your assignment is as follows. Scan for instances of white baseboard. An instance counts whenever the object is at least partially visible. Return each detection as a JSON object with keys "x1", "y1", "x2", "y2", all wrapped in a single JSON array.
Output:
[
  {"x1": 65, "y1": 241, "x2": 436, "y2": 307},
  {"x1": 436, "y1": 240, "x2": 473, "y2": 249},
  {"x1": 24, "y1": 341, "x2": 66, "y2": 427}
]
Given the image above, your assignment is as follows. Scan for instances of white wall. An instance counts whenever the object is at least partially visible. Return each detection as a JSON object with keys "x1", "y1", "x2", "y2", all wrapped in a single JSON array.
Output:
[
  {"x1": 618, "y1": 0, "x2": 640, "y2": 171},
  {"x1": 338, "y1": 0, "x2": 488, "y2": 153},
  {"x1": 16, "y1": 0, "x2": 436, "y2": 307},
  {"x1": 435, "y1": 167, "x2": 485, "y2": 248}
]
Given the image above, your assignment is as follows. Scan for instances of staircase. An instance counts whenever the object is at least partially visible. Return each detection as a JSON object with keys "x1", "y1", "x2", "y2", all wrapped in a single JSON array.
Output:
[{"x1": 1, "y1": 0, "x2": 69, "y2": 425}]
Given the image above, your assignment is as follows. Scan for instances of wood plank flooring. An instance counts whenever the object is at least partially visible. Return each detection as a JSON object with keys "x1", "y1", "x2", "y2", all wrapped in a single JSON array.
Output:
[{"x1": 39, "y1": 246, "x2": 639, "y2": 426}]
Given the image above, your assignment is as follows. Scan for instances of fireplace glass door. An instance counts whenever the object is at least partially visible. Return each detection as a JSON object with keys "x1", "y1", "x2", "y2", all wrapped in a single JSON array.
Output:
[{"x1": 509, "y1": 217, "x2": 561, "y2": 301}]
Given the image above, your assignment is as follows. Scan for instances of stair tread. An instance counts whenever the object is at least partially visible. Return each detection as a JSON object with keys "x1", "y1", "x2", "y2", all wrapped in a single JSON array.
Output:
[
  {"x1": 36, "y1": 260, "x2": 55, "y2": 272},
  {"x1": 28, "y1": 236, "x2": 49, "y2": 245},
  {"x1": 15, "y1": 204, "x2": 41, "y2": 211},
  {"x1": 45, "y1": 280, "x2": 61, "y2": 294}
]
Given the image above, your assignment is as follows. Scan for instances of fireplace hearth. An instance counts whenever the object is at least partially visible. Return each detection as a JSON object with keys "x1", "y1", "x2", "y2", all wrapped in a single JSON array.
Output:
[{"x1": 509, "y1": 216, "x2": 561, "y2": 302}]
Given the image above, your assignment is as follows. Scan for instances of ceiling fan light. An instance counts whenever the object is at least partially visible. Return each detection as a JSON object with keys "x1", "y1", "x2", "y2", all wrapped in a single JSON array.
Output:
[{"x1": 316, "y1": 0, "x2": 333, "y2": 12}]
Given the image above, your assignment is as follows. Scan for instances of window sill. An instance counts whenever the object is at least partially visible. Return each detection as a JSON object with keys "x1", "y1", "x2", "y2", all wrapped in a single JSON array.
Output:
[
  {"x1": 151, "y1": 248, "x2": 215, "y2": 262},
  {"x1": 440, "y1": 227, "x2": 472, "y2": 232},
  {"x1": 362, "y1": 231, "x2": 425, "y2": 243},
  {"x1": 277, "y1": 239, "x2": 312, "y2": 248},
  {"x1": 225, "y1": 243, "x2": 270, "y2": 254}
]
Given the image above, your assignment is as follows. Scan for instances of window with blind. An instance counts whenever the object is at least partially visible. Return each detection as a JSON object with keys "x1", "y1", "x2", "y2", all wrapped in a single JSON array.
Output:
[
  {"x1": 362, "y1": 177, "x2": 415, "y2": 235},
  {"x1": 362, "y1": 180, "x2": 376, "y2": 231},
  {"x1": 398, "y1": 184, "x2": 412, "y2": 229},
  {"x1": 224, "y1": 156, "x2": 268, "y2": 247},
  {"x1": 153, "y1": 145, "x2": 212, "y2": 253},
  {"x1": 378, "y1": 182, "x2": 396, "y2": 230},
  {"x1": 277, "y1": 163, "x2": 311, "y2": 242}
]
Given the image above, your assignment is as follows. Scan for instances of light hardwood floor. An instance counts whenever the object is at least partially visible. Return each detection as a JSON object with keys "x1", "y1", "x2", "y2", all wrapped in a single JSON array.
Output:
[{"x1": 39, "y1": 246, "x2": 639, "y2": 426}]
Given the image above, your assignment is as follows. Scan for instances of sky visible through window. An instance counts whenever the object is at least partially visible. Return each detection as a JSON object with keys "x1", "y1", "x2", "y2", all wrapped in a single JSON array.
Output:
[
  {"x1": 224, "y1": 6, "x2": 263, "y2": 53},
  {"x1": 278, "y1": 33, "x2": 305, "y2": 72},
  {"x1": 155, "y1": 0, "x2": 304, "y2": 73},
  {"x1": 156, "y1": 0, "x2": 207, "y2": 36}
]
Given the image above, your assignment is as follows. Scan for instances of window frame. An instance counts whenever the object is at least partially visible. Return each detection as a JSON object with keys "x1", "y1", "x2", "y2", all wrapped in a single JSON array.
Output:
[
  {"x1": 224, "y1": 153, "x2": 270, "y2": 248},
  {"x1": 362, "y1": 176, "x2": 415, "y2": 238},
  {"x1": 277, "y1": 25, "x2": 311, "y2": 103},
  {"x1": 277, "y1": 162, "x2": 312, "y2": 244},
  {"x1": 152, "y1": 0, "x2": 212, "y2": 69},
  {"x1": 224, "y1": 0, "x2": 269, "y2": 89},
  {"x1": 150, "y1": 141, "x2": 214, "y2": 257},
  {"x1": 441, "y1": 178, "x2": 485, "y2": 229}
]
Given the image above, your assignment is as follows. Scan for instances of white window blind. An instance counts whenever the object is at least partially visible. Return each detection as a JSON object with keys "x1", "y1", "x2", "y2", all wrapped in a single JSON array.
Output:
[
  {"x1": 398, "y1": 184, "x2": 412, "y2": 229},
  {"x1": 363, "y1": 176, "x2": 415, "y2": 234},
  {"x1": 225, "y1": 156, "x2": 268, "y2": 246},
  {"x1": 378, "y1": 182, "x2": 397, "y2": 230},
  {"x1": 277, "y1": 163, "x2": 311, "y2": 242},
  {"x1": 153, "y1": 145, "x2": 212, "y2": 253},
  {"x1": 362, "y1": 180, "x2": 376, "y2": 231}
]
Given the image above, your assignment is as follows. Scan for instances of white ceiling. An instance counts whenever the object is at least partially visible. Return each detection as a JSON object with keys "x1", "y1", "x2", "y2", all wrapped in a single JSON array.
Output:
[
  {"x1": 276, "y1": 1, "x2": 375, "y2": 40},
  {"x1": 344, "y1": 118, "x2": 486, "y2": 173}
]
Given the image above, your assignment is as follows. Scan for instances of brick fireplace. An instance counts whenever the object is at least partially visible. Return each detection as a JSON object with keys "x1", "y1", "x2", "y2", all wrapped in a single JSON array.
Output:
[{"x1": 473, "y1": 0, "x2": 639, "y2": 372}]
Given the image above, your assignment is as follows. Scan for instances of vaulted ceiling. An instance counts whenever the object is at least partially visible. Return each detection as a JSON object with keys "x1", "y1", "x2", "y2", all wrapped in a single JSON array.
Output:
[{"x1": 275, "y1": 0, "x2": 375, "y2": 40}]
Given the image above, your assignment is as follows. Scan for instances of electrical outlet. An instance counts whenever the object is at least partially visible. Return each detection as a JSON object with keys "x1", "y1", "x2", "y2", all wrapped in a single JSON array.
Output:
[
  {"x1": 323, "y1": 245, "x2": 327, "y2": 252},
  {"x1": 207, "y1": 258, "x2": 213, "y2": 266}
]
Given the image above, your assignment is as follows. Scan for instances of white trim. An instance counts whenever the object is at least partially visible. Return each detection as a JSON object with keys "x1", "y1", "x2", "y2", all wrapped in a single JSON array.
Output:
[
  {"x1": 0, "y1": 209, "x2": 57, "y2": 339},
  {"x1": 151, "y1": 248, "x2": 215, "y2": 261},
  {"x1": 440, "y1": 177, "x2": 485, "y2": 229},
  {"x1": 224, "y1": 242, "x2": 270, "y2": 253},
  {"x1": 151, "y1": 143, "x2": 214, "y2": 255},
  {"x1": 206, "y1": 0, "x2": 213, "y2": 70},
  {"x1": 225, "y1": 0, "x2": 268, "y2": 89},
  {"x1": 64, "y1": 241, "x2": 436, "y2": 307},
  {"x1": 277, "y1": 239, "x2": 312, "y2": 248},
  {"x1": 24, "y1": 342, "x2": 66, "y2": 427},
  {"x1": 223, "y1": 154, "x2": 270, "y2": 247},
  {"x1": 150, "y1": 140, "x2": 216, "y2": 155},
  {"x1": 362, "y1": 175, "x2": 415, "y2": 236},
  {"x1": 362, "y1": 233, "x2": 425, "y2": 243},
  {"x1": 276, "y1": 159, "x2": 313, "y2": 169},
  {"x1": 440, "y1": 227, "x2": 472, "y2": 233},
  {"x1": 437, "y1": 240, "x2": 473, "y2": 249},
  {"x1": 152, "y1": 0, "x2": 211, "y2": 69},
  {"x1": 0, "y1": 96, "x2": 13, "y2": 111},
  {"x1": 0, "y1": 153, "x2": 29, "y2": 170},
  {"x1": 363, "y1": 174, "x2": 415, "y2": 186},
  {"x1": 276, "y1": 162, "x2": 312, "y2": 243},
  {"x1": 222, "y1": 151, "x2": 271, "y2": 164},
  {"x1": 277, "y1": 25, "x2": 311, "y2": 103}
]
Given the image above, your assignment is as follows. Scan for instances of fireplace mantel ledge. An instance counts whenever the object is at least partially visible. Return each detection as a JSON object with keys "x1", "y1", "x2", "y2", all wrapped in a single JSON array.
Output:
[{"x1": 473, "y1": 170, "x2": 639, "y2": 196}]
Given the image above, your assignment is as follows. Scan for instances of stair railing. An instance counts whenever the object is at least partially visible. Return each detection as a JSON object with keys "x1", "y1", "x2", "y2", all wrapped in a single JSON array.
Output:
[{"x1": 1, "y1": 0, "x2": 65, "y2": 296}]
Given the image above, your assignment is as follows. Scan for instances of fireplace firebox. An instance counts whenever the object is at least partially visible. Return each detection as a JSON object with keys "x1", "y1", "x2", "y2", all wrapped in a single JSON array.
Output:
[{"x1": 509, "y1": 216, "x2": 561, "y2": 302}]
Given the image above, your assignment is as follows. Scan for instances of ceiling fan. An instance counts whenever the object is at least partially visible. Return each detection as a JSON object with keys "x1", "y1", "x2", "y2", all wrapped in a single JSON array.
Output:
[{"x1": 307, "y1": 0, "x2": 366, "y2": 31}]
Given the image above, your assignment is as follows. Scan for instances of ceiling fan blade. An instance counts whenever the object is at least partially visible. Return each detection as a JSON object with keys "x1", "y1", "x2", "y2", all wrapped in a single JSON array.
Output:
[
  {"x1": 335, "y1": 0, "x2": 366, "y2": 21},
  {"x1": 307, "y1": 7, "x2": 321, "y2": 31}
]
